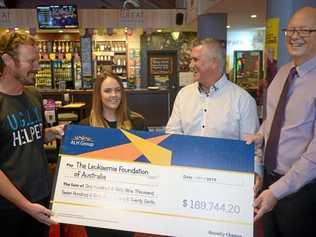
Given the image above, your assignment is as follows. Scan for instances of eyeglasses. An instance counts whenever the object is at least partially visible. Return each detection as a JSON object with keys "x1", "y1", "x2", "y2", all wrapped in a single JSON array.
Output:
[{"x1": 282, "y1": 28, "x2": 316, "y2": 37}]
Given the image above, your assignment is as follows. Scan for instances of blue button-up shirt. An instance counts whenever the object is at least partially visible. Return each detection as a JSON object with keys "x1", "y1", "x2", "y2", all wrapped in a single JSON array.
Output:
[{"x1": 260, "y1": 55, "x2": 316, "y2": 199}]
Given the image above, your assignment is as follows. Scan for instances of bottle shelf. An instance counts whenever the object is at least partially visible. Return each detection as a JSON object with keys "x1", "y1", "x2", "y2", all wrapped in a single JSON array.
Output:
[{"x1": 93, "y1": 40, "x2": 128, "y2": 80}]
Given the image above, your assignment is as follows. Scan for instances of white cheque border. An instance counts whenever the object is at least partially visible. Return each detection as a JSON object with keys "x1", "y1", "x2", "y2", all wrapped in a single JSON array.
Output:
[{"x1": 51, "y1": 154, "x2": 254, "y2": 237}]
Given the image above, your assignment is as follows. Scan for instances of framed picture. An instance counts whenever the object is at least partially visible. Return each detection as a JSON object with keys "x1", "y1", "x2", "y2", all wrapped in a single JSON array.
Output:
[{"x1": 233, "y1": 50, "x2": 263, "y2": 102}]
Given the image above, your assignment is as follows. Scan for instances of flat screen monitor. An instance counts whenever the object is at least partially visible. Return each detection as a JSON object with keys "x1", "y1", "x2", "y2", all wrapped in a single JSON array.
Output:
[{"x1": 37, "y1": 5, "x2": 79, "y2": 29}]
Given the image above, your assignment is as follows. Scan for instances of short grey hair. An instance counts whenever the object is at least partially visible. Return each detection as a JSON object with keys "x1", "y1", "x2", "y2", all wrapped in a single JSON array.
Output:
[{"x1": 192, "y1": 38, "x2": 226, "y2": 73}]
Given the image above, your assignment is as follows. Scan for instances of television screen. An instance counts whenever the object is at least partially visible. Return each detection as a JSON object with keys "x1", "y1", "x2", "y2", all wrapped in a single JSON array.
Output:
[{"x1": 37, "y1": 5, "x2": 79, "y2": 29}]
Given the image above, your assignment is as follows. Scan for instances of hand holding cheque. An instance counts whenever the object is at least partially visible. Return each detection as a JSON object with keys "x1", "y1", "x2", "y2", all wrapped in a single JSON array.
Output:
[{"x1": 50, "y1": 125, "x2": 255, "y2": 237}]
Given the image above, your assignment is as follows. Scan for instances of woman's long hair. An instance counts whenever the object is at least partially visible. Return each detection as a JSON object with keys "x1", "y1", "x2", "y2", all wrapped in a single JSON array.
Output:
[{"x1": 90, "y1": 71, "x2": 132, "y2": 129}]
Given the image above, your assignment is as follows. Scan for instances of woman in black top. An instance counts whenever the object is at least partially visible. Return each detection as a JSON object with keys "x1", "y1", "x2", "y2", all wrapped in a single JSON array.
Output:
[
  {"x1": 81, "y1": 72, "x2": 147, "y2": 131},
  {"x1": 81, "y1": 71, "x2": 147, "y2": 237}
]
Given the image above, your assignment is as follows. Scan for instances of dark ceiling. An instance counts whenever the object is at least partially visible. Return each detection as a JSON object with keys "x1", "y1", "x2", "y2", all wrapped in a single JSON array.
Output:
[{"x1": 4, "y1": 0, "x2": 177, "y2": 9}]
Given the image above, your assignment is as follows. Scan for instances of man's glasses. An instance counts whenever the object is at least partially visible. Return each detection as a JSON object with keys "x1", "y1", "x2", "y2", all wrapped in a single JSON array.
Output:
[{"x1": 282, "y1": 28, "x2": 316, "y2": 37}]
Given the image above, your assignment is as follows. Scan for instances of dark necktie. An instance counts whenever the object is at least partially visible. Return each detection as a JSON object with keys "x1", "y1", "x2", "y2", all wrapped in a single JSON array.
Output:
[{"x1": 264, "y1": 67, "x2": 298, "y2": 173}]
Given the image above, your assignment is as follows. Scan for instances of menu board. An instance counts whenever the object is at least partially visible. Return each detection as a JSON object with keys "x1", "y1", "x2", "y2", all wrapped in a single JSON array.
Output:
[
  {"x1": 80, "y1": 36, "x2": 93, "y2": 77},
  {"x1": 150, "y1": 57, "x2": 173, "y2": 75}
]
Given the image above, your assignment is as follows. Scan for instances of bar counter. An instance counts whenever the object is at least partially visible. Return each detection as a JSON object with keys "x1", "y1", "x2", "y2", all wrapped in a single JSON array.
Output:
[{"x1": 40, "y1": 88, "x2": 170, "y2": 127}]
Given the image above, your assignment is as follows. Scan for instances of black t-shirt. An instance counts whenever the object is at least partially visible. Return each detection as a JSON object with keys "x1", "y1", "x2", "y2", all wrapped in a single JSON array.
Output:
[{"x1": 0, "y1": 86, "x2": 50, "y2": 210}]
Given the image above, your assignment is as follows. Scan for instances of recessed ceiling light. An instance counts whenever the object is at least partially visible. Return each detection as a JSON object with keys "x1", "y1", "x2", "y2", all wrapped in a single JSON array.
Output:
[
  {"x1": 226, "y1": 25, "x2": 231, "y2": 29},
  {"x1": 251, "y1": 14, "x2": 257, "y2": 18}
]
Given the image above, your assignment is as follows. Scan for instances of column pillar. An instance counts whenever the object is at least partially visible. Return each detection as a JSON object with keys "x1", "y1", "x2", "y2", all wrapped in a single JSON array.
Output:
[{"x1": 197, "y1": 13, "x2": 227, "y2": 42}]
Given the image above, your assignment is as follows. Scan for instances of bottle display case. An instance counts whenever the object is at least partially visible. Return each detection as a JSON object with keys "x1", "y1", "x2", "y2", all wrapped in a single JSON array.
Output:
[
  {"x1": 36, "y1": 39, "x2": 81, "y2": 89},
  {"x1": 35, "y1": 60, "x2": 52, "y2": 88},
  {"x1": 52, "y1": 59, "x2": 73, "y2": 89},
  {"x1": 94, "y1": 40, "x2": 128, "y2": 83}
]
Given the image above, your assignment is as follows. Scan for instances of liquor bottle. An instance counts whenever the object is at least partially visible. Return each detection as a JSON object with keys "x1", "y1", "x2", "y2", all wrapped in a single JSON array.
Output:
[
  {"x1": 44, "y1": 41, "x2": 48, "y2": 53},
  {"x1": 69, "y1": 42, "x2": 73, "y2": 53},
  {"x1": 53, "y1": 41, "x2": 57, "y2": 53},
  {"x1": 47, "y1": 41, "x2": 52, "y2": 53},
  {"x1": 65, "y1": 41, "x2": 69, "y2": 53},
  {"x1": 57, "y1": 41, "x2": 62, "y2": 53},
  {"x1": 61, "y1": 41, "x2": 65, "y2": 53},
  {"x1": 38, "y1": 41, "x2": 43, "y2": 53},
  {"x1": 100, "y1": 43, "x2": 104, "y2": 51}
]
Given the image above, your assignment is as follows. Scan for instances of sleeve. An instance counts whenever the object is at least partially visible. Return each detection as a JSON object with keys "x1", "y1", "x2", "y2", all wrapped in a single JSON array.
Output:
[
  {"x1": 130, "y1": 112, "x2": 148, "y2": 131},
  {"x1": 239, "y1": 94, "x2": 259, "y2": 138},
  {"x1": 239, "y1": 93, "x2": 262, "y2": 175},
  {"x1": 165, "y1": 90, "x2": 184, "y2": 134},
  {"x1": 136, "y1": 116, "x2": 149, "y2": 131},
  {"x1": 79, "y1": 116, "x2": 91, "y2": 126},
  {"x1": 31, "y1": 86, "x2": 48, "y2": 130},
  {"x1": 142, "y1": 118, "x2": 149, "y2": 131},
  {"x1": 270, "y1": 119, "x2": 316, "y2": 199}
]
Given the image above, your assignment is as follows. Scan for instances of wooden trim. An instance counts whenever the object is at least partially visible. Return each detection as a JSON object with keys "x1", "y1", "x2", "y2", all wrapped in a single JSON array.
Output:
[{"x1": 0, "y1": 9, "x2": 186, "y2": 29}]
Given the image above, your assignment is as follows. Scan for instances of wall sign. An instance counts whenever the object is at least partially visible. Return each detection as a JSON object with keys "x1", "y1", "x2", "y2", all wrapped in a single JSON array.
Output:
[
  {"x1": 80, "y1": 36, "x2": 93, "y2": 77},
  {"x1": 149, "y1": 57, "x2": 173, "y2": 75}
]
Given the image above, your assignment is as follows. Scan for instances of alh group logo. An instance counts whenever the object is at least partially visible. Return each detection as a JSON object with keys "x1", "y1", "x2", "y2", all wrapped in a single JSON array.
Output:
[{"x1": 70, "y1": 135, "x2": 95, "y2": 147}]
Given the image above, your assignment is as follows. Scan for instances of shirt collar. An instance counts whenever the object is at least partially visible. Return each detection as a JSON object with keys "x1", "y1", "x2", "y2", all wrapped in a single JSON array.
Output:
[
  {"x1": 295, "y1": 55, "x2": 316, "y2": 77},
  {"x1": 197, "y1": 74, "x2": 228, "y2": 95}
]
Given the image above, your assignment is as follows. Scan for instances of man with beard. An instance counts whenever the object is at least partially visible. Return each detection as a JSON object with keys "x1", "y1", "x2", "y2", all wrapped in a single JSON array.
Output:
[
  {"x1": 245, "y1": 7, "x2": 316, "y2": 237},
  {"x1": 0, "y1": 31, "x2": 64, "y2": 237}
]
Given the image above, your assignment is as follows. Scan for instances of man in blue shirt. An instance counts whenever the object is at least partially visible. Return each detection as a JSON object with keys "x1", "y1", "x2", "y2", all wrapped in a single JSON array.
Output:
[{"x1": 245, "y1": 7, "x2": 316, "y2": 237}]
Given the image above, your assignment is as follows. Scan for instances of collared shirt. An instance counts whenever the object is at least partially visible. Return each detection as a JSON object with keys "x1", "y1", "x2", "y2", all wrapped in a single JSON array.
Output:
[
  {"x1": 260, "y1": 56, "x2": 316, "y2": 199},
  {"x1": 166, "y1": 74, "x2": 259, "y2": 140}
]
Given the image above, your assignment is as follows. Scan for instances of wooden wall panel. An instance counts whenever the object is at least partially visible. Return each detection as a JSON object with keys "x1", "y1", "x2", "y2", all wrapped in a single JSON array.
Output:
[
  {"x1": 0, "y1": 9, "x2": 36, "y2": 28},
  {"x1": 0, "y1": 9, "x2": 186, "y2": 29}
]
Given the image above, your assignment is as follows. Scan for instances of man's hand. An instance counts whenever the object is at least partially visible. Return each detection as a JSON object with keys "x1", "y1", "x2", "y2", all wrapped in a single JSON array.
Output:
[
  {"x1": 254, "y1": 174, "x2": 263, "y2": 197},
  {"x1": 44, "y1": 124, "x2": 65, "y2": 143},
  {"x1": 244, "y1": 133, "x2": 264, "y2": 145},
  {"x1": 254, "y1": 189, "x2": 278, "y2": 222},
  {"x1": 25, "y1": 202, "x2": 57, "y2": 226}
]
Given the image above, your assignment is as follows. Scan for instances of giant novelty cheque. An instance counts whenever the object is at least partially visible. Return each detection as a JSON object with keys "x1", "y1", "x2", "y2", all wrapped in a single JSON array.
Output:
[{"x1": 50, "y1": 125, "x2": 254, "y2": 237}]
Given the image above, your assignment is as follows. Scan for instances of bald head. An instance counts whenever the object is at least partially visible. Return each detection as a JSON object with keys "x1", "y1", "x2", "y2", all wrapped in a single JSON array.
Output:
[
  {"x1": 285, "y1": 7, "x2": 316, "y2": 65},
  {"x1": 289, "y1": 7, "x2": 316, "y2": 27}
]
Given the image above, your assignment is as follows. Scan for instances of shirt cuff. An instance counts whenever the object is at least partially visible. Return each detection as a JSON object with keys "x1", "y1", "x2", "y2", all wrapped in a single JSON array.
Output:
[{"x1": 269, "y1": 177, "x2": 289, "y2": 200}]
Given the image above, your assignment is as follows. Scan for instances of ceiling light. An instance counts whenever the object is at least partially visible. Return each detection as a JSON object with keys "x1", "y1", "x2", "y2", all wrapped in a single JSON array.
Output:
[
  {"x1": 251, "y1": 14, "x2": 257, "y2": 18},
  {"x1": 226, "y1": 25, "x2": 231, "y2": 29},
  {"x1": 156, "y1": 29, "x2": 162, "y2": 32},
  {"x1": 58, "y1": 30, "x2": 64, "y2": 33}
]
